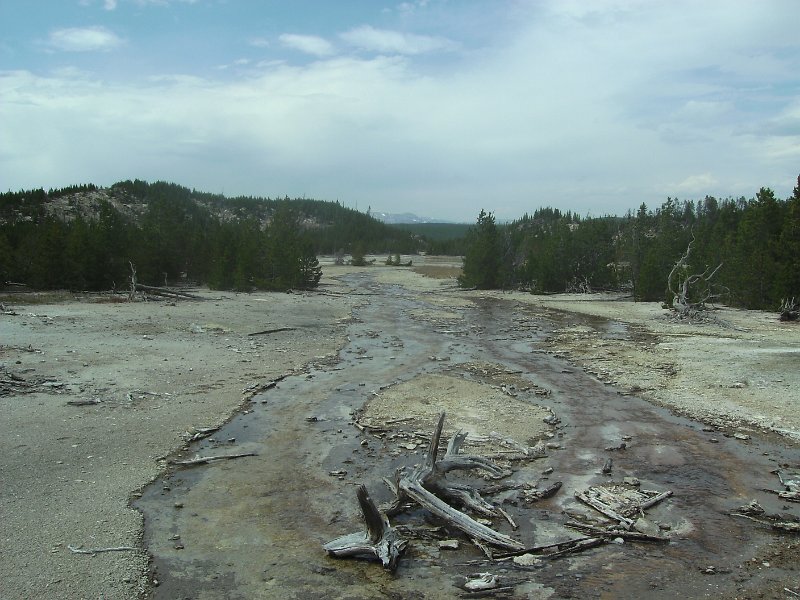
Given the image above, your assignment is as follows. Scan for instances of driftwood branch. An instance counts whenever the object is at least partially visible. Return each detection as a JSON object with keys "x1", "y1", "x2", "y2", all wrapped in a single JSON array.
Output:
[
  {"x1": 323, "y1": 485, "x2": 407, "y2": 571},
  {"x1": 170, "y1": 452, "x2": 256, "y2": 466}
]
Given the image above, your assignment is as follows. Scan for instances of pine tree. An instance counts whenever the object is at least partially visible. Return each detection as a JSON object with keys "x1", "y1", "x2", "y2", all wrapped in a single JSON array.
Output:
[{"x1": 459, "y1": 210, "x2": 501, "y2": 289}]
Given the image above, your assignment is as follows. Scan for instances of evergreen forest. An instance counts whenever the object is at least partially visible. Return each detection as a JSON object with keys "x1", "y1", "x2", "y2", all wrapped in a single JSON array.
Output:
[
  {"x1": 0, "y1": 180, "x2": 418, "y2": 292},
  {"x1": 2, "y1": 176, "x2": 799, "y2": 311},
  {"x1": 458, "y1": 176, "x2": 800, "y2": 312}
]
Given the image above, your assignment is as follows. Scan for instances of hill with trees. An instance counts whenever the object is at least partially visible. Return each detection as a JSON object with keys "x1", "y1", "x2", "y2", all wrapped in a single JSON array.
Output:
[{"x1": 0, "y1": 180, "x2": 419, "y2": 292}]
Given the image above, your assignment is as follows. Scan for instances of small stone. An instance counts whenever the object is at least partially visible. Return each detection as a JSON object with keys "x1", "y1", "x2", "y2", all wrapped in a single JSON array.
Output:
[
  {"x1": 733, "y1": 432, "x2": 751, "y2": 441},
  {"x1": 542, "y1": 467, "x2": 554, "y2": 475},
  {"x1": 633, "y1": 517, "x2": 661, "y2": 537},
  {"x1": 623, "y1": 476, "x2": 640, "y2": 486},
  {"x1": 709, "y1": 438, "x2": 719, "y2": 443},
  {"x1": 174, "y1": 502, "x2": 184, "y2": 509},
  {"x1": 513, "y1": 553, "x2": 542, "y2": 566},
  {"x1": 439, "y1": 539, "x2": 459, "y2": 550}
]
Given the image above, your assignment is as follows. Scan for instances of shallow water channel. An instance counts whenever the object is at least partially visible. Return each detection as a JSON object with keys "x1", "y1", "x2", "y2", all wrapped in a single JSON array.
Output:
[{"x1": 136, "y1": 273, "x2": 798, "y2": 599}]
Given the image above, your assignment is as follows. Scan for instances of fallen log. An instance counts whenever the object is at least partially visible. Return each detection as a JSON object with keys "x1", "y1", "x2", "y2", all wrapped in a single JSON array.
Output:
[
  {"x1": 564, "y1": 521, "x2": 668, "y2": 542},
  {"x1": 134, "y1": 283, "x2": 204, "y2": 300},
  {"x1": 323, "y1": 485, "x2": 407, "y2": 571}
]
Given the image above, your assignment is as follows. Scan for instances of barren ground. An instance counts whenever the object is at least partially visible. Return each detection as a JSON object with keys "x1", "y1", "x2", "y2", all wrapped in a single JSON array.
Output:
[{"x1": 1, "y1": 256, "x2": 798, "y2": 599}]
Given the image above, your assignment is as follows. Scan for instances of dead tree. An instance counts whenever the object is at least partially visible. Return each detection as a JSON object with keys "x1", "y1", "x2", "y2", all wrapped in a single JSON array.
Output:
[
  {"x1": 667, "y1": 233, "x2": 724, "y2": 317},
  {"x1": 780, "y1": 297, "x2": 799, "y2": 322},
  {"x1": 128, "y1": 261, "x2": 138, "y2": 301}
]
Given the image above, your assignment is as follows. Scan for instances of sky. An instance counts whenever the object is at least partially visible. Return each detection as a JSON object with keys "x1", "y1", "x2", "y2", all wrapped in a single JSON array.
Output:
[{"x1": 1, "y1": 1, "x2": 799, "y2": 222}]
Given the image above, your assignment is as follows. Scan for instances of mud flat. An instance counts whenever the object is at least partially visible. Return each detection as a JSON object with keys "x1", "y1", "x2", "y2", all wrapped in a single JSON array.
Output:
[{"x1": 1, "y1": 257, "x2": 798, "y2": 599}]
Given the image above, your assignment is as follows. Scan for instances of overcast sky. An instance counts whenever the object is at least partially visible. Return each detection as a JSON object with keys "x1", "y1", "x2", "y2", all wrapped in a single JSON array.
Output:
[{"x1": 1, "y1": 1, "x2": 798, "y2": 222}]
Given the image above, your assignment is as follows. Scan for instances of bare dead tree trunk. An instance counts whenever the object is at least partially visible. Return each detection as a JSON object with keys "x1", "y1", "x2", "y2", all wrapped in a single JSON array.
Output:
[
  {"x1": 667, "y1": 233, "x2": 724, "y2": 317},
  {"x1": 128, "y1": 261, "x2": 138, "y2": 302}
]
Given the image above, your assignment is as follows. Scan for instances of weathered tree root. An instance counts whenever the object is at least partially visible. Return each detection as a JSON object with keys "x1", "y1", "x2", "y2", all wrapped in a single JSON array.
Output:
[
  {"x1": 323, "y1": 485, "x2": 407, "y2": 571},
  {"x1": 384, "y1": 412, "x2": 524, "y2": 551}
]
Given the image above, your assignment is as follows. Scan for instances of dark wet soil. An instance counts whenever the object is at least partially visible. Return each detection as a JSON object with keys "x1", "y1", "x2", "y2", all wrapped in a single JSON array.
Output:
[{"x1": 136, "y1": 274, "x2": 799, "y2": 599}]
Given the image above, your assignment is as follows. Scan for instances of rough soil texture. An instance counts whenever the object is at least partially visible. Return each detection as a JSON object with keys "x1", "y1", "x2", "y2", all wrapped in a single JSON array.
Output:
[
  {"x1": 1, "y1": 278, "x2": 355, "y2": 600},
  {"x1": 493, "y1": 291, "x2": 800, "y2": 442},
  {"x1": 1, "y1": 257, "x2": 798, "y2": 599}
]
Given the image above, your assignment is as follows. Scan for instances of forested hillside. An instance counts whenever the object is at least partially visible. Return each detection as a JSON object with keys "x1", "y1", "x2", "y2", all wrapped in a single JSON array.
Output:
[
  {"x1": 459, "y1": 176, "x2": 800, "y2": 311},
  {"x1": 0, "y1": 180, "x2": 418, "y2": 291}
]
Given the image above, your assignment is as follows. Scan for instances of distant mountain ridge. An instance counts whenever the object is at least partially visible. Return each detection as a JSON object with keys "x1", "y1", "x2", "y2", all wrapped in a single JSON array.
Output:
[{"x1": 372, "y1": 211, "x2": 445, "y2": 224}]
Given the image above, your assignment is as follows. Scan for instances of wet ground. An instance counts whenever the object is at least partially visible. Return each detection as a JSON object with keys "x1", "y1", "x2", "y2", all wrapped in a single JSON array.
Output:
[{"x1": 136, "y1": 273, "x2": 799, "y2": 599}]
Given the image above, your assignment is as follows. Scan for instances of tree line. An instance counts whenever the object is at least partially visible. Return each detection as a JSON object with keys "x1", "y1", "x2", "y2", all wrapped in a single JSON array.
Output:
[
  {"x1": 459, "y1": 176, "x2": 800, "y2": 311},
  {"x1": 0, "y1": 180, "x2": 417, "y2": 292}
]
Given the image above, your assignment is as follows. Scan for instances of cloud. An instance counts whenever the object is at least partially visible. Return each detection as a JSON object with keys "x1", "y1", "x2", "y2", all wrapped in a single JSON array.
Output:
[
  {"x1": 47, "y1": 27, "x2": 123, "y2": 52},
  {"x1": 674, "y1": 173, "x2": 719, "y2": 194},
  {"x1": 248, "y1": 37, "x2": 270, "y2": 48},
  {"x1": 4, "y1": 1, "x2": 799, "y2": 219},
  {"x1": 340, "y1": 25, "x2": 456, "y2": 55},
  {"x1": 278, "y1": 34, "x2": 335, "y2": 57},
  {"x1": 104, "y1": 0, "x2": 118, "y2": 10}
]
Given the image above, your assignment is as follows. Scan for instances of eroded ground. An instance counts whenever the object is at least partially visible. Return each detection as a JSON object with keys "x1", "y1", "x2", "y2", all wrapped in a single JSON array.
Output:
[{"x1": 1, "y1": 258, "x2": 798, "y2": 599}]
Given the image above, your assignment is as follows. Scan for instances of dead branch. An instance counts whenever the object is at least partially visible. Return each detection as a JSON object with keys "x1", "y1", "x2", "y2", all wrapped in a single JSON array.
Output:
[
  {"x1": 67, "y1": 544, "x2": 137, "y2": 555},
  {"x1": 494, "y1": 536, "x2": 606, "y2": 560},
  {"x1": 564, "y1": 521, "x2": 668, "y2": 542},
  {"x1": 574, "y1": 485, "x2": 672, "y2": 529},
  {"x1": 248, "y1": 327, "x2": 297, "y2": 336},
  {"x1": 323, "y1": 485, "x2": 407, "y2": 571},
  {"x1": 731, "y1": 512, "x2": 800, "y2": 534},
  {"x1": 574, "y1": 490, "x2": 635, "y2": 529},
  {"x1": 170, "y1": 452, "x2": 256, "y2": 466}
]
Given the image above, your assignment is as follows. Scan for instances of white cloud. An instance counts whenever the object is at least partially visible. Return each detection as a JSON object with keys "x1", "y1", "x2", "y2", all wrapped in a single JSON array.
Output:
[
  {"x1": 4, "y1": 1, "x2": 799, "y2": 219},
  {"x1": 47, "y1": 26, "x2": 123, "y2": 52},
  {"x1": 248, "y1": 37, "x2": 270, "y2": 48},
  {"x1": 104, "y1": 0, "x2": 118, "y2": 10},
  {"x1": 674, "y1": 173, "x2": 719, "y2": 194},
  {"x1": 340, "y1": 25, "x2": 456, "y2": 55},
  {"x1": 278, "y1": 34, "x2": 335, "y2": 57}
]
